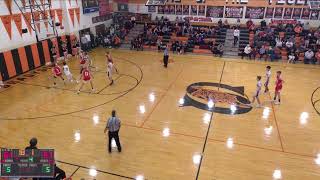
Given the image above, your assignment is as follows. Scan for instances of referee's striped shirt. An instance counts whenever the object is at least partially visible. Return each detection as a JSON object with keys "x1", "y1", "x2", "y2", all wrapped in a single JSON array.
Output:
[
  {"x1": 107, "y1": 117, "x2": 121, "y2": 132},
  {"x1": 164, "y1": 48, "x2": 169, "y2": 56}
]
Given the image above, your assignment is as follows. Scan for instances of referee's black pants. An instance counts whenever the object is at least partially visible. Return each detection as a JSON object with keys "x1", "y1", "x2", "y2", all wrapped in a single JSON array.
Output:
[
  {"x1": 108, "y1": 130, "x2": 121, "y2": 152},
  {"x1": 163, "y1": 55, "x2": 169, "y2": 68},
  {"x1": 234, "y1": 36, "x2": 238, "y2": 46},
  {"x1": 55, "y1": 165, "x2": 66, "y2": 180}
]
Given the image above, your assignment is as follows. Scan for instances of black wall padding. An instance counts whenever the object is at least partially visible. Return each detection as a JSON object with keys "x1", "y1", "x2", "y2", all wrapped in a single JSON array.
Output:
[
  {"x1": 57, "y1": 36, "x2": 63, "y2": 56},
  {"x1": 0, "y1": 53, "x2": 9, "y2": 81},
  {"x1": 47, "y1": 40, "x2": 54, "y2": 63},
  {"x1": 37, "y1": 42, "x2": 46, "y2": 65},
  {"x1": 66, "y1": 35, "x2": 72, "y2": 54},
  {"x1": 24, "y1": 45, "x2": 35, "y2": 70},
  {"x1": 11, "y1": 49, "x2": 23, "y2": 75}
]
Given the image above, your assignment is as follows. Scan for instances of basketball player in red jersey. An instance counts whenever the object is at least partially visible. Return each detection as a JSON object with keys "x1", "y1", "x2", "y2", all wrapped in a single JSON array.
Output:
[
  {"x1": 274, "y1": 71, "x2": 284, "y2": 105},
  {"x1": 79, "y1": 52, "x2": 88, "y2": 74},
  {"x1": 52, "y1": 63, "x2": 65, "y2": 86},
  {"x1": 77, "y1": 65, "x2": 95, "y2": 94}
]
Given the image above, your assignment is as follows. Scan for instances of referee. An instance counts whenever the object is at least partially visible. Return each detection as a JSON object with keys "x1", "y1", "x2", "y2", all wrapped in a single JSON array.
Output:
[
  {"x1": 104, "y1": 110, "x2": 122, "y2": 153},
  {"x1": 163, "y1": 45, "x2": 169, "y2": 68}
]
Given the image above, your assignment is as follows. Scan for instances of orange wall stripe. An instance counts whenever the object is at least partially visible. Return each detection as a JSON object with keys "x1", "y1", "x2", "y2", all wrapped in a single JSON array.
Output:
[
  {"x1": 42, "y1": 40, "x2": 51, "y2": 63},
  {"x1": 31, "y1": 44, "x2": 41, "y2": 68},
  {"x1": 18, "y1": 47, "x2": 29, "y2": 72},
  {"x1": 3, "y1": 51, "x2": 16, "y2": 78}
]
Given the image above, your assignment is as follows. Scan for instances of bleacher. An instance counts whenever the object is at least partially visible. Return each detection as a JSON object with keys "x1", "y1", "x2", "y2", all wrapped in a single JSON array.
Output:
[
  {"x1": 142, "y1": 22, "x2": 227, "y2": 55},
  {"x1": 238, "y1": 29, "x2": 250, "y2": 56},
  {"x1": 133, "y1": 19, "x2": 320, "y2": 64}
]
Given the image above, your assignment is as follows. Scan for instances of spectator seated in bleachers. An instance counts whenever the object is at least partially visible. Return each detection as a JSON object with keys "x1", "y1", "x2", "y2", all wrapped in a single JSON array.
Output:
[
  {"x1": 223, "y1": 19, "x2": 230, "y2": 29},
  {"x1": 250, "y1": 47, "x2": 257, "y2": 60},
  {"x1": 212, "y1": 43, "x2": 224, "y2": 57},
  {"x1": 266, "y1": 46, "x2": 281, "y2": 61},
  {"x1": 258, "y1": 45, "x2": 267, "y2": 60},
  {"x1": 104, "y1": 35, "x2": 112, "y2": 48},
  {"x1": 123, "y1": 16, "x2": 319, "y2": 64},
  {"x1": 304, "y1": 49, "x2": 315, "y2": 64},
  {"x1": 242, "y1": 44, "x2": 252, "y2": 59},
  {"x1": 315, "y1": 49, "x2": 320, "y2": 63},
  {"x1": 246, "y1": 19, "x2": 320, "y2": 64},
  {"x1": 172, "y1": 41, "x2": 185, "y2": 54},
  {"x1": 113, "y1": 35, "x2": 121, "y2": 48},
  {"x1": 218, "y1": 19, "x2": 223, "y2": 28},
  {"x1": 139, "y1": 16, "x2": 225, "y2": 54},
  {"x1": 157, "y1": 39, "x2": 166, "y2": 51},
  {"x1": 131, "y1": 36, "x2": 143, "y2": 51},
  {"x1": 288, "y1": 52, "x2": 296, "y2": 63}
]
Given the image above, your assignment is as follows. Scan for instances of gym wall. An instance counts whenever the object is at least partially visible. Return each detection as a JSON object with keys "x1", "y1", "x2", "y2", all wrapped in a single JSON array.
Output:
[
  {"x1": 0, "y1": 0, "x2": 114, "y2": 81},
  {"x1": 0, "y1": 0, "x2": 111, "y2": 52},
  {"x1": 124, "y1": 0, "x2": 320, "y2": 26}
]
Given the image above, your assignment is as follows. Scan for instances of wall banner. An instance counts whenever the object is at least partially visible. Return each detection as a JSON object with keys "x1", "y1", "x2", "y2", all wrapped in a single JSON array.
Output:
[
  {"x1": 158, "y1": 5, "x2": 164, "y2": 14},
  {"x1": 206, "y1": 6, "x2": 224, "y2": 18},
  {"x1": 148, "y1": 5, "x2": 156, "y2": 13},
  {"x1": 274, "y1": 7, "x2": 283, "y2": 18},
  {"x1": 245, "y1": 7, "x2": 265, "y2": 19},
  {"x1": 292, "y1": 8, "x2": 302, "y2": 19},
  {"x1": 225, "y1": 6, "x2": 244, "y2": 18},
  {"x1": 301, "y1": 8, "x2": 311, "y2": 19},
  {"x1": 176, "y1": 5, "x2": 182, "y2": 15},
  {"x1": 190, "y1": 5, "x2": 198, "y2": 15},
  {"x1": 310, "y1": 9, "x2": 320, "y2": 20},
  {"x1": 265, "y1": 7, "x2": 274, "y2": 18},
  {"x1": 183, "y1": 5, "x2": 189, "y2": 15},
  {"x1": 198, "y1": 5, "x2": 206, "y2": 16},
  {"x1": 283, "y1": 8, "x2": 293, "y2": 19}
]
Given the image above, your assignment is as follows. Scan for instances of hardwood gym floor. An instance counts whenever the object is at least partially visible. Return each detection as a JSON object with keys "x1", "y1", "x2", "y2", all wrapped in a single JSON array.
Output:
[{"x1": 0, "y1": 48, "x2": 320, "y2": 179}]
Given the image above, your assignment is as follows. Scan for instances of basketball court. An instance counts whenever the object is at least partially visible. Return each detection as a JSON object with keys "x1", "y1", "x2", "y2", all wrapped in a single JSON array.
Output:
[{"x1": 1, "y1": 48, "x2": 320, "y2": 179}]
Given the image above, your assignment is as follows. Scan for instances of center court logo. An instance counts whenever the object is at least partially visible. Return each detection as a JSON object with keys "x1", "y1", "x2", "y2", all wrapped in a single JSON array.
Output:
[{"x1": 181, "y1": 82, "x2": 252, "y2": 115}]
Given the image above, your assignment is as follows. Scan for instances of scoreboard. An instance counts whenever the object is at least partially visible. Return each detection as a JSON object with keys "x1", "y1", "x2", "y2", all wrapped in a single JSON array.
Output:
[{"x1": 0, "y1": 149, "x2": 55, "y2": 178}]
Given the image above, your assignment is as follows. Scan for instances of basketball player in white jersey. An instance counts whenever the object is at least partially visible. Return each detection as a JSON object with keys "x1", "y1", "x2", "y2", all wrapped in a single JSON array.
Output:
[
  {"x1": 251, "y1": 76, "x2": 262, "y2": 108},
  {"x1": 107, "y1": 59, "x2": 114, "y2": 85},
  {"x1": 106, "y1": 52, "x2": 118, "y2": 73},
  {"x1": 62, "y1": 61, "x2": 77, "y2": 83},
  {"x1": 264, "y1": 66, "x2": 271, "y2": 93}
]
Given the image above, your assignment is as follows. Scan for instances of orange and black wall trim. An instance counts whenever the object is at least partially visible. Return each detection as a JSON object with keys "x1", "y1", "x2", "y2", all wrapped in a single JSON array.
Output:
[{"x1": 0, "y1": 35, "x2": 72, "y2": 81}]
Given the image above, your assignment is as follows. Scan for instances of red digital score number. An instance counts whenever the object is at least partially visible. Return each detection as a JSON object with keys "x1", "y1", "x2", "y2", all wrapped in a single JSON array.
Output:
[
  {"x1": 2, "y1": 151, "x2": 12, "y2": 163},
  {"x1": 41, "y1": 151, "x2": 54, "y2": 164},
  {"x1": 41, "y1": 151, "x2": 53, "y2": 159}
]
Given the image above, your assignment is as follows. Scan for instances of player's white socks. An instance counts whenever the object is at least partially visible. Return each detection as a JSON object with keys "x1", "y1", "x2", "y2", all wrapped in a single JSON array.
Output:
[{"x1": 256, "y1": 104, "x2": 262, "y2": 108}]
